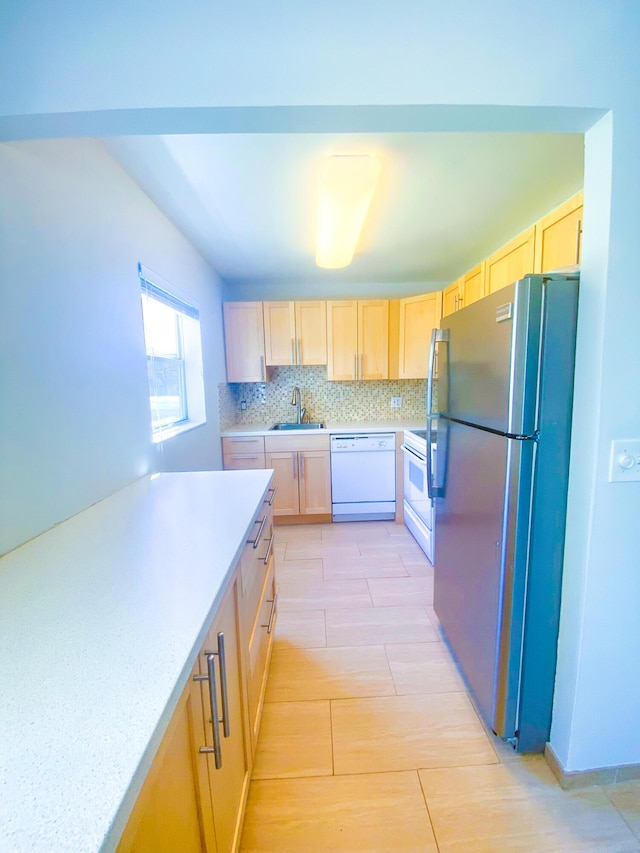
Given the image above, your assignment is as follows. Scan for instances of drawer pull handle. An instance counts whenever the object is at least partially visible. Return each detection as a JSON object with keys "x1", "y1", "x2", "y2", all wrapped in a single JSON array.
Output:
[
  {"x1": 248, "y1": 516, "x2": 267, "y2": 549},
  {"x1": 261, "y1": 594, "x2": 278, "y2": 634},
  {"x1": 264, "y1": 486, "x2": 277, "y2": 506},
  {"x1": 193, "y1": 631, "x2": 228, "y2": 769},
  {"x1": 263, "y1": 533, "x2": 274, "y2": 566}
]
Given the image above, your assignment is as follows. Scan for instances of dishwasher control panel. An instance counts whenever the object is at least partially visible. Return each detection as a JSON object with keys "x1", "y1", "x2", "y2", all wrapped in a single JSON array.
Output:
[{"x1": 330, "y1": 433, "x2": 395, "y2": 452}]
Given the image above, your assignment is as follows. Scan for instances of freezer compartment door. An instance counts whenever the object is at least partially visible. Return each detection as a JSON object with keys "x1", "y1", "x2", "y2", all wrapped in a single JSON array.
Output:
[
  {"x1": 433, "y1": 420, "x2": 532, "y2": 739},
  {"x1": 439, "y1": 277, "x2": 542, "y2": 436}
]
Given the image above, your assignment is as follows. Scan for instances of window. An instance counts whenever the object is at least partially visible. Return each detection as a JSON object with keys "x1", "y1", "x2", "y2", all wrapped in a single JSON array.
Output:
[{"x1": 139, "y1": 264, "x2": 206, "y2": 441}]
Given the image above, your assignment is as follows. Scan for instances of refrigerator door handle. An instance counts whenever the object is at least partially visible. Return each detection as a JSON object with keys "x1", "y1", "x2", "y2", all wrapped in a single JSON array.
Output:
[{"x1": 427, "y1": 329, "x2": 447, "y2": 418}]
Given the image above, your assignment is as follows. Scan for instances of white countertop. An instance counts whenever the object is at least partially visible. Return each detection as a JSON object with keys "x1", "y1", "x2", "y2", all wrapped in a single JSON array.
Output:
[
  {"x1": 0, "y1": 470, "x2": 273, "y2": 853},
  {"x1": 222, "y1": 419, "x2": 425, "y2": 437}
]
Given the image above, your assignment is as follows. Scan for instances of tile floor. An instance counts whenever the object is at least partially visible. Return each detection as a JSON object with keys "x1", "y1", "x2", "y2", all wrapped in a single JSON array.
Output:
[{"x1": 240, "y1": 521, "x2": 640, "y2": 852}]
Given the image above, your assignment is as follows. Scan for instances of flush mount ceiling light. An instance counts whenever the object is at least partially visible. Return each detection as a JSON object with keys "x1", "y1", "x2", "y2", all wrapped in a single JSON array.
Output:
[{"x1": 315, "y1": 154, "x2": 381, "y2": 269}]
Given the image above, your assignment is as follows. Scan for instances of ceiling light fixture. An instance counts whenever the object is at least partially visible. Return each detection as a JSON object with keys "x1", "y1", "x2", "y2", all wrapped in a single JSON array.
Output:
[{"x1": 315, "y1": 154, "x2": 381, "y2": 269}]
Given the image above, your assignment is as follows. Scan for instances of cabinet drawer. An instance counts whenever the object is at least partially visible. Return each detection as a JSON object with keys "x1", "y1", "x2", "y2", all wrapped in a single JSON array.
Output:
[
  {"x1": 223, "y1": 452, "x2": 266, "y2": 470},
  {"x1": 247, "y1": 557, "x2": 276, "y2": 746},
  {"x1": 222, "y1": 435, "x2": 265, "y2": 455},
  {"x1": 241, "y1": 516, "x2": 274, "y2": 637},
  {"x1": 264, "y1": 433, "x2": 330, "y2": 453}
]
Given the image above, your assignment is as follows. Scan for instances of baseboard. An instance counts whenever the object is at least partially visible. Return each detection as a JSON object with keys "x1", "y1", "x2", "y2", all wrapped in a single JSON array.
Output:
[{"x1": 544, "y1": 742, "x2": 640, "y2": 789}]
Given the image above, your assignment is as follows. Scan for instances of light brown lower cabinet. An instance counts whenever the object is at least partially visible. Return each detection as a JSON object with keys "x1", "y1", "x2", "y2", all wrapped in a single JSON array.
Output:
[
  {"x1": 265, "y1": 434, "x2": 331, "y2": 520},
  {"x1": 117, "y1": 484, "x2": 276, "y2": 853},
  {"x1": 222, "y1": 436, "x2": 266, "y2": 471}
]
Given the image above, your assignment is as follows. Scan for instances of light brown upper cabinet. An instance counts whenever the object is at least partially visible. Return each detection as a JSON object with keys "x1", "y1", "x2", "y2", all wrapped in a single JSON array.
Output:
[
  {"x1": 326, "y1": 299, "x2": 389, "y2": 381},
  {"x1": 485, "y1": 226, "x2": 536, "y2": 295},
  {"x1": 442, "y1": 277, "x2": 464, "y2": 317},
  {"x1": 442, "y1": 263, "x2": 485, "y2": 319},
  {"x1": 263, "y1": 301, "x2": 327, "y2": 366},
  {"x1": 223, "y1": 302, "x2": 266, "y2": 383},
  {"x1": 533, "y1": 192, "x2": 584, "y2": 273},
  {"x1": 463, "y1": 262, "x2": 485, "y2": 306},
  {"x1": 397, "y1": 292, "x2": 443, "y2": 379}
]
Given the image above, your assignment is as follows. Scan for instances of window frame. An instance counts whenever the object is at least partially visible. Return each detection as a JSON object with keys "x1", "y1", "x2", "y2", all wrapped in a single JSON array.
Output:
[{"x1": 139, "y1": 264, "x2": 206, "y2": 443}]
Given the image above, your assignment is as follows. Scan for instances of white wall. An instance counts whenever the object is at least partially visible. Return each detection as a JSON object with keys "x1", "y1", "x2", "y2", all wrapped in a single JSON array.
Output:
[
  {"x1": 1, "y1": 0, "x2": 639, "y2": 773},
  {"x1": 0, "y1": 138, "x2": 226, "y2": 556}
]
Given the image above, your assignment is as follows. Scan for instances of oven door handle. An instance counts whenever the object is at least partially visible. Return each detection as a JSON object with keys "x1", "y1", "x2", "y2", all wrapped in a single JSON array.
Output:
[{"x1": 400, "y1": 444, "x2": 427, "y2": 465}]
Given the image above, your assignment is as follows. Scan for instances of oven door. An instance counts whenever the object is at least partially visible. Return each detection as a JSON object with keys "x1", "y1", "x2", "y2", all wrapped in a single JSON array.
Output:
[{"x1": 401, "y1": 444, "x2": 433, "y2": 533}]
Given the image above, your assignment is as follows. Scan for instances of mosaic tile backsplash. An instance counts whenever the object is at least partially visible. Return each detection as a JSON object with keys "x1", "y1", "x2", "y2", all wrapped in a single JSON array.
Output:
[{"x1": 219, "y1": 366, "x2": 429, "y2": 430}]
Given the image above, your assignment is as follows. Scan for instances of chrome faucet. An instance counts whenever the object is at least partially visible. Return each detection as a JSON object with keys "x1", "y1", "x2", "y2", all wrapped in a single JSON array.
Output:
[{"x1": 291, "y1": 386, "x2": 305, "y2": 424}]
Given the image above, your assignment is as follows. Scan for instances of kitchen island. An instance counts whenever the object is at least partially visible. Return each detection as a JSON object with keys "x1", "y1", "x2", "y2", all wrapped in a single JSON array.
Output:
[{"x1": 0, "y1": 470, "x2": 274, "y2": 853}]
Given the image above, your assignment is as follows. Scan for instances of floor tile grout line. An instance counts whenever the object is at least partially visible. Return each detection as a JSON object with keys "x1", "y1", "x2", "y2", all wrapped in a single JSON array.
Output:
[
  {"x1": 329, "y1": 697, "x2": 335, "y2": 777},
  {"x1": 416, "y1": 769, "x2": 443, "y2": 853}
]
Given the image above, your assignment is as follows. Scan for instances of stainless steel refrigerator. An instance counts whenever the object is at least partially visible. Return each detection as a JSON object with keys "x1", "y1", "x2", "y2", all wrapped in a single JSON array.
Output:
[{"x1": 428, "y1": 273, "x2": 579, "y2": 752}]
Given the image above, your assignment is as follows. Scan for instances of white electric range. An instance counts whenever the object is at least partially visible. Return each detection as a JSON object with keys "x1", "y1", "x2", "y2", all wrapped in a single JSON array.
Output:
[{"x1": 401, "y1": 427, "x2": 436, "y2": 563}]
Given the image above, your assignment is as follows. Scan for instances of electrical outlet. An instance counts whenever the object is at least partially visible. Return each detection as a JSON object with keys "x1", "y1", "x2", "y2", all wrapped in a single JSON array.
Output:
[
  {"x1": 390, "y1": 396, "x2": 402, "y2": 408},
  {"x1": 240, "y1": 400, "x2": 247, "y2": 411}
]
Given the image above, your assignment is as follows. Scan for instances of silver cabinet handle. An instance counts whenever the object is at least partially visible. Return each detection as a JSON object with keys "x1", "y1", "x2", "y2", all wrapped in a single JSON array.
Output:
[
  {"x1": 297, "y1": 338, "x2": 302, "y2": 365},
  {"x1": 263, "y1": 532, "x2": 274, "y2": 565},
  {"x1": 261, "y1": 594, "x2": 278, "y2": 634},
  {"x1": 260, "y1": 355, "x2": 265, "y2": 381},
  {"x1": 293, "y1": 453, "x2": 298, "y2": 480},
  {"x1": 291, "y1": 339, "x2": 296, "y2": 365},
  {"x1": 231, "y1": 454, "x2": 259, "y2": 459},
  {"x1": 248, "y1": 516, "x2": 267, "y2": 549},
  {"x1": 214, "y1": 632, "x2": 230, "y2": 739},
  {"x1": 194, "y1": 650, "x2": 223, "y2": 768},
  {"x1": 264, "y1": 486, "x2": 277, "y2": 505},
  {"x1": 360, "y1": 354, "x2": 364, "y2": 379},
  {"x1": 299, "y1": 452, "x2": 305, "y2": 479},
  {"x1": 228, "y1": 437, "x2": 256, "y2": 443},
  {"x1": 353, "y1": 354, "x2": 357, "y2": 379}
]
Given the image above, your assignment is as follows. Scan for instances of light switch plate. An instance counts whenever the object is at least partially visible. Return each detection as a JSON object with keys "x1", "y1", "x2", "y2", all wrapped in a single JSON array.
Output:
[{"x1": 608, "y1": 439, "x2": 640, "y2": 482}]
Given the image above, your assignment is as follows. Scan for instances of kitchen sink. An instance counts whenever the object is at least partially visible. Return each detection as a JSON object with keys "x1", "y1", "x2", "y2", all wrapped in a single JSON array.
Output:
[{"x1": 270, "y1": 422, "x2": 325, "y2": 430}]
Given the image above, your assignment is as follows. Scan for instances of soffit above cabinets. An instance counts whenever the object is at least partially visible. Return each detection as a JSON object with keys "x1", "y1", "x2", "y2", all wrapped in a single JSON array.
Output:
[{"x1": 105, "y1": 131, "x2": 584, "y2": 288}]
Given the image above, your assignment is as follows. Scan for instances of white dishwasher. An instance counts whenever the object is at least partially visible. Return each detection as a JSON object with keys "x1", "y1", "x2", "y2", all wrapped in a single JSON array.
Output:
[{"x1": 330, "y1": 433, "x2": 396, "y2": 522}]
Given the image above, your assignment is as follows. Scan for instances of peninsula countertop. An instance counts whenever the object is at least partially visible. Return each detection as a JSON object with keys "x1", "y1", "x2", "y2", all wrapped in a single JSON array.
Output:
[{"x1": 0, "y1": 470, "x2": 273, "y2": 853}]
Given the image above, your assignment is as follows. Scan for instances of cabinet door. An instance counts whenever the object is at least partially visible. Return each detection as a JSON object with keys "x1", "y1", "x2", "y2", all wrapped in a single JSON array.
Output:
[
  {"x1": 298, "y1": 450, "x2": 332, "y2": 515},
  {"x1": 263, "y1": 302, "x2": 296, "y2": 366},
  {"x1": 198, "y1": 577, "x2": 250, "y2": 853},
  {"x1": 223, "y1": 303, "x2": 266, "y2": 382},
  {"x1": 533, "y1": 192, "x2": 583, "y2": 273},
  {"x1": 398, "y1": 292, "x2": 442, "y2": 379},
  {"x1": 295, "y1": 301, "x2": 327, "y2": 365},
  {"x1": 265, "y1": 451, "x2": 300, "y2": 515},
  {"x1": 116, "y1": 670, "x2": 216, "y2": 853},
  {"x1": 326, "y1": 301, "x2": 358, "y2": 380},
  {"x1": 246, "y1": 555, "x2": 276, "y2": 750},
  {"x1": 485, "y1": 227, "x2": 535, "y2": 294},
  {"x1": 442, "y1": 279, "x2": 462, "y2": 317},
  {"x1": 462, "y1": 263, "x2": 485, "y2": 307},
  {"x1": 358, "y1": 300, "x2": 389, "y2": 380}
]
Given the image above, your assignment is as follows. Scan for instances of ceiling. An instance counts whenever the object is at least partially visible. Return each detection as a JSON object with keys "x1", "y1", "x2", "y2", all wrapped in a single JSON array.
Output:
[{"x1": 106, "y1": 131, "x2": 584, "y2": 289}]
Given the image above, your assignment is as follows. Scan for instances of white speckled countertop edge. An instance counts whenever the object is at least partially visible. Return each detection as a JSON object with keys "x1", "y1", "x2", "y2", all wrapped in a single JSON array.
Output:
[
  {"x1": 0, "y1": 470, "x2": 273, "y2": 853},
  {"x1": 222, "y1": 419, "x2": 426, "y2": 437}
]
